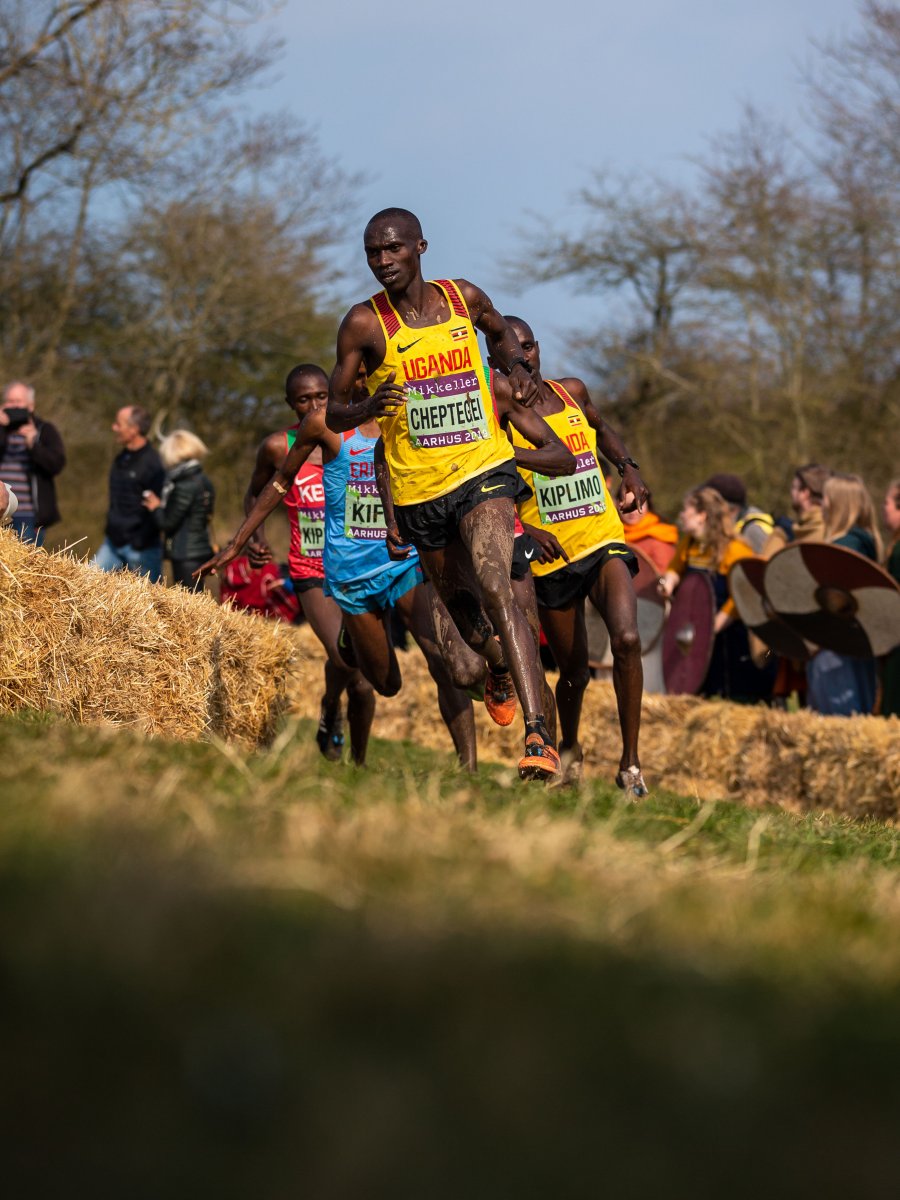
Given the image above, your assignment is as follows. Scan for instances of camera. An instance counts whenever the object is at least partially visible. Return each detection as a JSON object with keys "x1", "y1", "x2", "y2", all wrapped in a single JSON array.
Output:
[{"x1": 3, "y1": 407, "x2": 30, "y2": 430}]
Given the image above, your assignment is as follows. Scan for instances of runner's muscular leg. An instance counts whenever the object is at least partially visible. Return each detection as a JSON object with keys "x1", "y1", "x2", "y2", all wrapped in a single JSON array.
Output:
[
  {"x1": 418, "y1": 542, "x2": 505, "y2": 671},
  {"x1": 394, "y1": 583, "x2": 478, "y2": 772},
  {"x1": 458, "y1": 497, "x2": 545, "y2": 719},
  {"x1": 342, "y1": 609, "x2": 402, "y2": 697},
  {"x1": 589, "y1": 559, "x2": 642, "y2": 771},
  {"x1": 300, "y1": 588, "x2": 376, "y2": 765},
  {"x1": 537, "y1": 601, "x2": 590, "y2": 754},
  {"x1": 511, "y1": 572, "x2": 557, "y2": 743},
  {"x1": 427, "y1": 583, "x2": 486, "y2": 692}
]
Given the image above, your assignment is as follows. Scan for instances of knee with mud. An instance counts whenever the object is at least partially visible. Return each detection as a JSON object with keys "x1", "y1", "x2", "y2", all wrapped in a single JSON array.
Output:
[{"x1": 446, "y1": 588, "x2": 494, "y2": 652}]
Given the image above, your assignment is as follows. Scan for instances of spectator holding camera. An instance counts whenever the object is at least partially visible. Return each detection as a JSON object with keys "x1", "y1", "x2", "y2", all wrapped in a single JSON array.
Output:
[
  {"x1": 93, "y1": 405, "x2": 165, "y2": 582},
  {"x1": 0, "y1": 380, "x2": 66, "y2": 546}
]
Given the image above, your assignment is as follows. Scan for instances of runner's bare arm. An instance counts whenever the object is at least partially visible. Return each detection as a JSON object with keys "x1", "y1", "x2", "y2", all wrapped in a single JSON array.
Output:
[
  {"x1": 457, "y1": 279, "x2": 543, "y2": 407},
  {"x1": 243, "y1": 432, "x2": 285, "y2": 565},
  {"x1": 495, "y1": 380, "x2": 577, "y2": 477},
  {"x1": 326, "y1": 305, "x2": 406, "y2": 432},
  {"x1": 558, "y1": 376, "x2": 649, "y2": 512},
  {"x1": 196, "y1": 417, "x2": 319, "y2": 578},
  {"x1": 373, "y1": 436, "x2": 412, "y2": 561}
]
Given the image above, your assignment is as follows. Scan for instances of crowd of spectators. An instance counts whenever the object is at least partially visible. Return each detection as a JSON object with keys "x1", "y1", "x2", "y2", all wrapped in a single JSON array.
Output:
[{"x1": 1, "y1": 380, "x2": 898, "y2": 715}]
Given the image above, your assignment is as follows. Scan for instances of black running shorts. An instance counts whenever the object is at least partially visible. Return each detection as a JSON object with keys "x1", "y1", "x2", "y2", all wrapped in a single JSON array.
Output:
[
  {"x1": 394, "y1": 461, "x2": 519, "y2": 551},
  {"x1": 290, "y1": 576, "x2": 324, "y2": 595},
  {"x1": 511, "y1": 531, "x2": 541, "y2": 581},
  {"x1": 534, "y1": 542, "x2": 638, "y2": 610}
]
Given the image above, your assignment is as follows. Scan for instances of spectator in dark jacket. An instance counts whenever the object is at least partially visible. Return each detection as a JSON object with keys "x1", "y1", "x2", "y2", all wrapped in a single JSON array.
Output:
[
  {"x1": 0, "y1": 381, "x2": 66, "y2": 547},
  {"x1": 142, "y1": 430, "x2": 215, "y2": 590},
  {"x1": 93, "y1": 405, "x2": 165, "y2": 581}
]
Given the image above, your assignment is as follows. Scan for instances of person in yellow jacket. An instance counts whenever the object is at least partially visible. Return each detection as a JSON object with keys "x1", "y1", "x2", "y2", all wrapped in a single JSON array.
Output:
[{"x1": 659, "y1": 487, "x2": 775, "y2": 702}]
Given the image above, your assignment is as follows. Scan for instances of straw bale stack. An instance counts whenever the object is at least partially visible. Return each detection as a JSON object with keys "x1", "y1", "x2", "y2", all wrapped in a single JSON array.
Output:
[
  {"x1": 285, "y1": 623, "x2": 900, "y2": 820},
  {"x1": 0, "y1": 529, "x2": 295, "y2": 746}
]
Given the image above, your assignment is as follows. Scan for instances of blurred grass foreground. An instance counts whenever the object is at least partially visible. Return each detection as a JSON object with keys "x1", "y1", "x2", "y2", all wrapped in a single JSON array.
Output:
[{"x1": 1, "y1": 710, "x2": 899, "y2": 1198}]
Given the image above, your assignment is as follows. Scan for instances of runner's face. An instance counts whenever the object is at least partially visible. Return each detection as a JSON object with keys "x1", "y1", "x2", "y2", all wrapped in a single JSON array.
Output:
[
  {"x1": 288, "y1": 374, "x2": 328, "y2": 418},
  {"x1": 507, "y1": 321, "x2": 540, "y2": 374},
  {"x1": 364, "y1": 222, "x2": 424, "y2": 292},
  {"x1": 884, "y1": 488, "x2": 900, "y2": 534}
]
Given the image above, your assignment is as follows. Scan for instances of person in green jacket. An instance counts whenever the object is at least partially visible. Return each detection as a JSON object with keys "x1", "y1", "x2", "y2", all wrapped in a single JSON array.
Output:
[{"x1": 143, "y1": 430, "x2": 214, "y2": 590}]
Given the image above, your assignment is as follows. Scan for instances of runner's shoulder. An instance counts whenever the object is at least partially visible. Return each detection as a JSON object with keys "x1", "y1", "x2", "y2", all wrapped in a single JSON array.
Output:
[
  {"x1": 340, "y1": 300, "x2": 382, "y2": 342},
  {"x1": 554, "y1": 376, "x2": 591, "y2": 406},
  {"x1": 452, "y1": 278, "x2": 489, "y2": 313},
  {"x1": 259, "y1": 429, "x2": 288, "y2": 461}
]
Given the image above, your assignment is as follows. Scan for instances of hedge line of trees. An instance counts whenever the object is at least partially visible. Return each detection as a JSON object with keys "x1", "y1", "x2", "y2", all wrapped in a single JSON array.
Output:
[
  {"x1": 2, "y1": 2, "x2": 897, "y2": 547},
  {"x1": 513, "y1": 1, "x2": 900, "y2": 518}
]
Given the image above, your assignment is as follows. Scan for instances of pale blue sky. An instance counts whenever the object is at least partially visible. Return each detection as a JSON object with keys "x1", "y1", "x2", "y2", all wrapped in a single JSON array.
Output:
[{"x1": 250, "y1": 0, "x2": 863, "y2": 368}]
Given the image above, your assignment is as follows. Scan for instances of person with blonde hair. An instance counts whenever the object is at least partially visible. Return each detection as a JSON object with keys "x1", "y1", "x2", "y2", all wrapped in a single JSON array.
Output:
[
  {"x1": 880, "y1": 478, "x2": 900, "y2": 717},
  {"x1": 659, "y1": 486, "x2": 775, "y2": 701},
  {"x1": 143, "y1": 429, "x2": 214, "y2": 589},
  {"x1": 806, "y1": 473, "x2": 882, "y2": 716}
]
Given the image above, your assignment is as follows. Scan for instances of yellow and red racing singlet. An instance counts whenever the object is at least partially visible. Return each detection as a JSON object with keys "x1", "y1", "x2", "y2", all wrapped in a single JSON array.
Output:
[
  {"x1": 510, "y1": 380, "x2": 624, "y2": 576},
  {"x1": 366, "y1": 279, "x2": 514, "y2": 507}
]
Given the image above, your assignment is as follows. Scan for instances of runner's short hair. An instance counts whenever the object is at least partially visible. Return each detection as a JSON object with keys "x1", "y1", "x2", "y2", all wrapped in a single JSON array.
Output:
[
  {"x1": 365, "y1": 208, "x2": 423, "y2": 239},
  {"x1": 285, "y1": 364, "x2": 327, "y2": 394}
]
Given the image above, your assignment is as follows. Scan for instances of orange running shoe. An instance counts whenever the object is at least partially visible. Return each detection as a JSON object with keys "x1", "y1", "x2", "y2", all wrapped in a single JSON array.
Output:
[
  {"x1": 484, "y1": 664, "x2": 517, "y2": 726},
  {"x1": 517, "y1": 731, "x2": 562, "y2": 781}
]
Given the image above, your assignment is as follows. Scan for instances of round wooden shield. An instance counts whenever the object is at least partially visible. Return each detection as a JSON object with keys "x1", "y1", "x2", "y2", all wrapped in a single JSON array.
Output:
[
  {"x1": 662, "y1": 570, "x2": 716, "y2": 694},
  {"x1": 728, "y1": 556, "x2": 813, "y2": 662},
  {"x1": 764, "y1": 543, "x2": 900, "y2": 658},
  {"x1": 630, "y1": 546, "x2": 667, "y2": 652}
]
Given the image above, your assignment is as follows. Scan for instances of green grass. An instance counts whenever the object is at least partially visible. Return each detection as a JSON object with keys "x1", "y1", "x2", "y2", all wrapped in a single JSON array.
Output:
[{"x1": 2, "y1": 711, "x2": 899, "y2": 1197}]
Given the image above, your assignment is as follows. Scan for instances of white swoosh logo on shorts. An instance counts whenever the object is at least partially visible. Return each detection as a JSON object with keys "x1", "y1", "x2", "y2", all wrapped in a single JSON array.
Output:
[{"x1": 524, "y1": 549, "x2": 535, "y2": 560}]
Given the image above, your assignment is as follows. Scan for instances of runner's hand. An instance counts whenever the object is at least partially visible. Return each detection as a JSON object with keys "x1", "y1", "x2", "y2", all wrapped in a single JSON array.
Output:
[
  {"x1": 366, "y1": 371, "x2": 407, "y2": 418},
  {"x1": 619, "y1": 465, "x2": 649, "y2": 513},
  {"x1": 247, "y1": 537, "x2": 274, "y2": 568},
  {"x1": 509, "y1": 363, "x2": 542, "y2": 408},
  {"x1": 385, "y1": 520, "x2": 413, "y2": 561},
  {"x1": 195, "y1": 541, "x2": 242, "y2": 579},
  {"x1": 525, "y1": 524, "x2": 569, "y2": 565}
]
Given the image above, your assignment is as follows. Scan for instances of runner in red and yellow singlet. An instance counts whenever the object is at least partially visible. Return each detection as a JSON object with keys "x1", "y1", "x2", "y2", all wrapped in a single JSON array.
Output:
[
  {"x1": 500, "y1": 317, "x2": 651, "y2": 798},
  {"x1": 325, "y1": 208, "x2": 562, "y2": 781},
  {"x1": 242, "y1": 365, "x2": 375, "y2": 765}
]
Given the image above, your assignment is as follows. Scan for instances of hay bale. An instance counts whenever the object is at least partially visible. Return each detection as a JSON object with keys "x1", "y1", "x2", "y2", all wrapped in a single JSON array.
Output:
[
  {"x1": 0, "y1": 529, "x2": 295, "y2": 746},
  {"x1": 285, "y1": 624, "x2": 900, "y2": 819}
]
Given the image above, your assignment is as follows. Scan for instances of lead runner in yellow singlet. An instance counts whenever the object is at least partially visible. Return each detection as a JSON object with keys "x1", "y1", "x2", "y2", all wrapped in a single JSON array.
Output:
[
  {"x1": 499, "y1": 316, "x2": 651, "y2": 798},
  {"x1": 326, "y1": 208, "x2": 564, "y2": 781}
]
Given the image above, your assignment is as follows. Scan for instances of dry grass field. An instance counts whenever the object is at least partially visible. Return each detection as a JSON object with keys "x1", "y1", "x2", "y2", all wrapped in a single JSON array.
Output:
[{"x1": 2, "y1": 538, "x2": 899, "y2": 1195}]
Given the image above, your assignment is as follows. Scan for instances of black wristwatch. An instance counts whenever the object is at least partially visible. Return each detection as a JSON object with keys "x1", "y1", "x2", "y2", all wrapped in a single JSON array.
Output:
[
  {"x1": 506, "y1": 356, "x2": 532, "y2": 375},
  {"x1": 615, "y1": 457, "x2": 640, "y2": 476}
]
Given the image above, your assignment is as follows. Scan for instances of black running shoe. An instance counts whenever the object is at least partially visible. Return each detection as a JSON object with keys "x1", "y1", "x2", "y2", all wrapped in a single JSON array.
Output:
[{"x1": 316, "y1": 702, "x2": 345, "y2": 761}]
